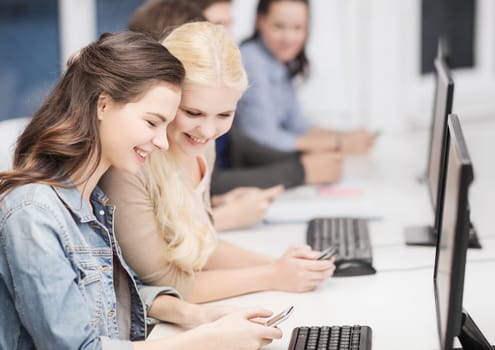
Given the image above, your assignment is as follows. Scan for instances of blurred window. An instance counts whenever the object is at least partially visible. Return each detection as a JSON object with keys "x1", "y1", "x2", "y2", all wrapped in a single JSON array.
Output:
[{"x1": 0, "y1": 0, "x2": 60, "y2": 121}]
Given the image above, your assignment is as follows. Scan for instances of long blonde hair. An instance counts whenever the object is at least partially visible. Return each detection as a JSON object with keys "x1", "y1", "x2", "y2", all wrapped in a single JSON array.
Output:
[{"x1": 143, "y1": 22, "x2": 247, "y2": 274}]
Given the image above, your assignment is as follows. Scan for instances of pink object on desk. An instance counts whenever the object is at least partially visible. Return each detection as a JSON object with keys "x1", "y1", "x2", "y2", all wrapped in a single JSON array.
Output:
[{"x1": 318, "y1": 185, "x2": 363, "y2": 196}]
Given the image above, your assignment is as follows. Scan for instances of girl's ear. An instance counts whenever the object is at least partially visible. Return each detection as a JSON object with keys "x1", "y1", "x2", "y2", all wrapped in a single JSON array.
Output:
[{"x1": 97, "y1": 92, "x2": 110, "y2": 121}]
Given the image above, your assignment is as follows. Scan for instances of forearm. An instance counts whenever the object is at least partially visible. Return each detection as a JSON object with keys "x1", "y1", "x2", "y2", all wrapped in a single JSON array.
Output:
[
  {"x1": 307, "y1": 126, "x2": 338, "y2": 136},
  {"x1": 211, "y1": 164, "x2": 303, "y2": 195},
  {"x1": 205, "y1": 240, "x2": 273, "y2": 269},
  {"x1": 212, "y1": 205, "x2": 244, "y2": 231},
  {"x1": 187, "y1": 265, "x2": 276, "y2": 303},
  {"x1": 296, "y1": 129, "x2": 339, "y2": 152},
  {"x1": 133, "y1": 326, "x2": 213, "y2": 350},
  {"x1": 147, "y1": 294, "x2": 194, "y2": 325},
  {"x1": 211, "y1": 194, "x2": 225, "y2": 207}
]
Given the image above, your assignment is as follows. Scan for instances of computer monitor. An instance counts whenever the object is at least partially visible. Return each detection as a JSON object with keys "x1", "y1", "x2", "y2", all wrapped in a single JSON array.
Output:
[
  {"x1": 426, "y1": 56, "x2": 454, "y2": 212},
  {"x1": 433, "y1": 114, "x2": 492, "y2": 350},
  {"x1": 404, "y1": 54, "x2": 454, "y2": 246},
  {"x1": 405, "y1": 45, "x2": 481, "y2": 248}
]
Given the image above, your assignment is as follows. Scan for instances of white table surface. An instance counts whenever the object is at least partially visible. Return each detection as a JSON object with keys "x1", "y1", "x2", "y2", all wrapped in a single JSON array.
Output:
[{"x1": 148, "y1": 118, "x2": 495, "y2": 349}]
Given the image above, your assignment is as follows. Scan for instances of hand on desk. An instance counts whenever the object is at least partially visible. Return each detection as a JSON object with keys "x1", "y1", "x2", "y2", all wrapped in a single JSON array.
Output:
[
  {"x1": 301, "y1": 152, "x2": 343, "y2": 184},
  {"x1": 339, "y1": 129, "x2": 375, "y2": 154},
  {"x1": 300, "y1": 127, "x2": 374, "y2": 154},
  {"x1": 146, "y1": 302, "x2": 282, "y2": 349},
  {"x1": 195, "y1": 307, "x2": 283, "y2": 349},
  {"x1": 212, "y1": 185, "x2": 284, "y2": 231},
  {"x1": 181, "y1": 303, "x2": 239, "y2": 328},
  {"x1": 272, "y1": 245, "x2": 335, "y2": 292}
]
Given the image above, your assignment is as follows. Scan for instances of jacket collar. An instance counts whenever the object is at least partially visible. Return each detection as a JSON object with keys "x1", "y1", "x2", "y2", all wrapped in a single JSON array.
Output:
[{"x1": 52, "y1": 181, "x2": 108, "y2": 223}]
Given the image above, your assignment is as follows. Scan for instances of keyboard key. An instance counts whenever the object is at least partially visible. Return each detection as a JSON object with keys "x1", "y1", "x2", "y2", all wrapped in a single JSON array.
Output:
[{"x1": 289, "y1": 325, "x2": 372, "y2": 350}]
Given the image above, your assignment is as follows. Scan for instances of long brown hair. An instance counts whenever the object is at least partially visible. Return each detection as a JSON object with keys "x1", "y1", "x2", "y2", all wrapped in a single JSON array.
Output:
[{"x1": 0, "y1": 31, "x2": 185, "y2": 196}]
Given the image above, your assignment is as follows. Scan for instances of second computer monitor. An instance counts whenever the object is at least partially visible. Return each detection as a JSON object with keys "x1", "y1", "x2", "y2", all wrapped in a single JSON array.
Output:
[
  {"x1": 433, "y1": 114, "x2": 491, "y2": 350},
  {"x1": 404, "y1": 56, "x2": 454, "y2": 246},
  {"x1": 434, "y1": 114, "x2": 473, "y2": 350},
  {"x1": 426, "y1": 56, "x2": 454, "y2": 213}
]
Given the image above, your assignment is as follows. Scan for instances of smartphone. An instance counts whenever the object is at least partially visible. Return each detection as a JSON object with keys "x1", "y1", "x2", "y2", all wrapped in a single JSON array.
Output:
[
  {"x1": 265, "y1": 306, "x2": 294, "y2": 327},
  {"x1": 317, "y1": 246, "x2": 338, "y2": 260}
]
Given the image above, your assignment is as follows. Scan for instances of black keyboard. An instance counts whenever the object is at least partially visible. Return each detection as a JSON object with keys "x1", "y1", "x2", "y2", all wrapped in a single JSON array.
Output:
[
  {"x1": 306, "y1": 217, "x2": 376, "y2": 277},
  {"x1": 288, "y1": 325, "x2": 372, "y2": 350}
]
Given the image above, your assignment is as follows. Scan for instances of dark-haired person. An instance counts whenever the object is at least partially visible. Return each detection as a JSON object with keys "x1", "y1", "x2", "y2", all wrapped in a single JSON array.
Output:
[
  {"x1": 0, "y1": 31, "x2": 281, "y2": 349},
  {"x1": 127, "y1": 0, "x2": 288, "y2": 230},
  {"x1": 235, "y1": 0, "x2": 375, "y2": 154},
  {"x1": 190, "y1": 0, "x2": 232, "y2": 30},
  {"x1": 190, "y1": 0, "x2": 345, "y2": 194},
  {"x1": 129, "y1": 1, "x2": 343, "y2": 200},
  {"x1": 127, "y1": 0, "x2": 205, "y2": 40}
]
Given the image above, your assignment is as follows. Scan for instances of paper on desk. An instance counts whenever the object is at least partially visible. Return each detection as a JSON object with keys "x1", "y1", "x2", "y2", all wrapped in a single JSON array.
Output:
[{"x1": 271, "y1": 182, "x2": 366, "y2": 201}]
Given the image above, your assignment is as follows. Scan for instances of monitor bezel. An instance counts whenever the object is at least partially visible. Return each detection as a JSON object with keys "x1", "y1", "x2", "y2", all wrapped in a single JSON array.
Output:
[
  {"x1": 403, "y1": 53, "x2": 455, "y2": 247},
  {"x1": 426, "y1": 56, "x2": 455, "y2": 225},
  {"x1": 433, "y1": 114, "x2": 474, "y2": 350}
]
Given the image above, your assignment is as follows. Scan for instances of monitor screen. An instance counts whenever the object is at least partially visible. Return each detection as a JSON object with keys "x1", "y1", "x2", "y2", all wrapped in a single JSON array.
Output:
[
  {"x1": 434, "y1": 114, "x2": 474, "y2": 350},
  {"x1": 403, "y1": 54, "x2": 456, "y2": 247},
  {"x1": 426, "y1": 57, "x2": 455, "y2": 212}
]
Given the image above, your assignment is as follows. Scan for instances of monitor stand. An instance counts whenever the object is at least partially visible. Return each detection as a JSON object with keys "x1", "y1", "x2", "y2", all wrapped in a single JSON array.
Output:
[
  {"x1": 454, "y1": 311, "x2": 493, "y2": 350},
  {"x1": 404, "y1": 223, "x2": 482, "y2": 249},
  {"x1": 416, "y1": 172, "x2": 426, "y2": 184}
]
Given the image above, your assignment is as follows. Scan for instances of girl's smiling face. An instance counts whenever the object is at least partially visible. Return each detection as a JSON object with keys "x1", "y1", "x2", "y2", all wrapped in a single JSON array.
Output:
[
  {"x1": 167, "y1": 81, "x2": 241, "y2": 157},
  {"x1": 98, "y1": 82, "x2": 181, "y2": 173},
  {"x1": 257, "y1": 0, "x2": 308, "y2": 63}
]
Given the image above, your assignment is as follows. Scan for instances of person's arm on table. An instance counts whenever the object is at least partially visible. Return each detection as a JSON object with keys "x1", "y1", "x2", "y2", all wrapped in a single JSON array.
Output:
[
  {"x1": 188, "y1": 245, "x2": 335, "y2": 303},
  {"x1": 134, "y1": 308, "x2": 282, "y2": 350},
  {"x1": 210, "y1": 158, "x2": 304, "y2": 195},
  {"x1": 212, "y1": 185, "x2": 283, "y2": 231}
]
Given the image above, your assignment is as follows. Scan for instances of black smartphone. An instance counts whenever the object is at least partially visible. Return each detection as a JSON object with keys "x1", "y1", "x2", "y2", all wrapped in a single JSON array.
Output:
[
  {"x1": 265, "y1": 306, "x2": 294, "y2": 327},
  {"x1": 317, "y1": 246, "x2": 337, "y2": 260}
]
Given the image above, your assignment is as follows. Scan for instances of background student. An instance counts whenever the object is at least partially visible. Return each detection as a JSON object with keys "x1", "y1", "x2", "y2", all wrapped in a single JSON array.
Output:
[
  {"x1": 127, "y1": 0, "x2": 205, "y2": 39},
  {"x1": 191, "y1": 0, "x2": 233, "y2": 30},
  {"x1": 100, "y1": 22, "x2": 335, "y2": 304},
  {"x1": 235, "y1": 0, "x2": 375, "y2": 154},
  {"x1": 0, "y1": 31, "x2": 281, "y2": 350},
  {"x1": 128, "y1": 0, "x2": 284, "y2": 231},
  {"x1": 188, "y1": 0, "x2": 344, "y2": 195}
]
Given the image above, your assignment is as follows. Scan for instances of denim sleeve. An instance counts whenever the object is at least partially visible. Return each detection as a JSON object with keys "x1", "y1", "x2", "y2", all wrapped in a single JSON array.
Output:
[
  {"x1": 0, "y1": 204, "x2": 133, "y2": 350},
  {"x1": 133, "y1": 271, "x2": 182, "y2": 325},
  {"x1": 139, "y1": 285, "x2": 181, "y2": 309}
]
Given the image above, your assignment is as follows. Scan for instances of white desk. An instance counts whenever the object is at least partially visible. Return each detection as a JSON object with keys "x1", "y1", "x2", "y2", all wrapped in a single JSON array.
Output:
[{"x1": 148, "y1": 119, "x2": 495, "y2": 349}]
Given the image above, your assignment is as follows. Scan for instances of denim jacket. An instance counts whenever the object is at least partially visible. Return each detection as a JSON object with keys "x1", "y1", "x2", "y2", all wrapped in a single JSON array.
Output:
[{"x1": 0, "y1": 183, "x2": 179, "y2": 350}]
